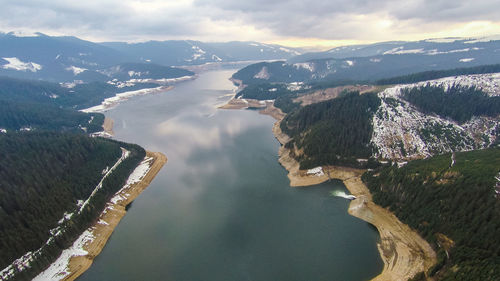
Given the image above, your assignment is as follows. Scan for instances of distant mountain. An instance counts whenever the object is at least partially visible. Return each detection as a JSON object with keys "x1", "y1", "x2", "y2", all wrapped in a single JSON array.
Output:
[
  {"x1": 234, "y1": 36, "x2": 500, "y2": 85},
  {"x1": 101, "y1": 40, "x2": 300, "y2": 66},
  {"x1": 99, "y1": 63, "x2": 193, "y2": 82},
  {"x1": 0, "y1": 32, "x2": 300, "y2": 82},
  {"x1": 289, "y1": 36, "x2": 500, "y2": 63},
  {"x1": 0, "y1": 32, "x2": 128, "y2": 82}
]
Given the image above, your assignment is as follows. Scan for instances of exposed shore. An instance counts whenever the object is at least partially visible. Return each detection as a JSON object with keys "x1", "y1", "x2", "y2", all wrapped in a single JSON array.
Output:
[
  {"x1": 102, "y1": 117, "x2": 114, "y2": 136},
  {"x1": 81, "y1": 85, "x2": 174, "y2": 113},
  {"x1": 272, "y1": 111, "x2": 436, "y2": 281},
  {"x1": 220, "y1": 98, "x2": 437, "y2": 280},
  {"x1": 61, "y1": 151, "x2": 167, "y2": 281}
]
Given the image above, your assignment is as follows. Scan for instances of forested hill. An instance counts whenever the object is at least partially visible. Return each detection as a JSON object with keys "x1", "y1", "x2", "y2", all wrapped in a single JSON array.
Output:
[
  {"x1": 0, "y1": 132, "x2": 145, "y2": 280},
  {"x1": 260, "y1": 72, "x2": 500, "y2": 165},
  {"x1": 280, "y1": 91, "x2": 381, "y2": 169},
  {"x1": 363, "y1": 148, "x2": 500, "y2": 281},
  {"x1": 0, "y1": 76, "x2": 157, "y2": 110},
  {"x1": 0, "y1": 100, "x2": 104, "y2": 133}
]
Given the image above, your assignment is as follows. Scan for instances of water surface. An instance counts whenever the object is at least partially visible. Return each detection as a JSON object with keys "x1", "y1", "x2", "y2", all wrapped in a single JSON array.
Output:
[{"x1": 79, "y1": 69, "x2": 383, "y2": 281}]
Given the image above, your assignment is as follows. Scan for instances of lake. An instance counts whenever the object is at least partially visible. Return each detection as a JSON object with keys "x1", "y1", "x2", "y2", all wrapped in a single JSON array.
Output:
[{"x1": 79, "y1": 69, "x2": 383, "y2": 281}]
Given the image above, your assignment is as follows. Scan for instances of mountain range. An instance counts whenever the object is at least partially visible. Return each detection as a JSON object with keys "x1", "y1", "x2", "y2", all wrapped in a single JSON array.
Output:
[
  {"x1": 0, "y1": 32, "x2": 300, "y2": 82},
  {"x1": 233, "y1": 35, "x2": 500, "y2": 84}
]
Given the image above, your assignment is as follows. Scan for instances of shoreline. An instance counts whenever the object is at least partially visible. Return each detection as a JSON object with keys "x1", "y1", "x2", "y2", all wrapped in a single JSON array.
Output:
[
  {"x1": 221, "y1": 98, "x2": 437, "y2": 280},
  {"x1": 81, "y1": 85, "x2": 174, "y2": 113},
  {"x1": 34, "y1": 150, "x2": 167, "y2": 281},
  {"x1": 102, "y1": 117, "x2": 114, "y2": 136},
  {"x1": 272, "y1": 112, "x2": 436, "y2": 281},
  {"x1": 62, "y1": 151, "x2": 167, "y2": 281}
]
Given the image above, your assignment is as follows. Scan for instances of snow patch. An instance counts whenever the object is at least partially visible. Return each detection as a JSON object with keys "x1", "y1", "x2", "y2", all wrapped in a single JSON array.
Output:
[
  {"x1": 7, "y1": 31, "x2": 40, "y2": 37},
  {"x1": 60, "y1": 80, "x2": 84, "y2": 89},
  {"x1": 287, "y1": 82, "x2": 306, "y2": 91},
  {"x1": 424, "y1": 38, "x2": 462, "y2": 43},
  {"x1": 254, "y1": 66, "x2": 270, "y2": 79},
  {"x1": 77, "y1": 149, "x2": 130, "y2": 213},
  {"x1": 426, "y1": 48, "x2": 482, "y2": 55},
  {"x1": 190, "y1": 45, "x2": 206, "y2": 60},
  {"x1": 384, "y1": 47, "x2": 425, "y2": 55},
  {"x1": 110, "y1": 156, "x2": 153, "y2": 205},
  {"x1": 293, "y1": 62, "x2": 314, "y2": 72},
  {"x1": 66, "y1": 66, "x2": 87, "y2": 75},
  {"x1": 344, "y1": 60, "x2": 354, "y2": 66},
  {"x1": 2, "y1": 57, "x2": 42, "y2": 72},
  {"x1": 371, "y1": 73, "x2": 500, "y2": 160},
  {"x1": 459, "y1": 58, "x2": 475, "y2": 62},
  {"x1": 80, "y1": 86, "x2": 167, "y2": 113},
  {"x1": 127, "y1": 71, "x2": 149, "y2": 77},
  {"x1": 306, "y1": 167, "x2": 324, "y2": 177},
  {"x1": 279, "y1": 47, "x2": 301, "y2": 56},
  {"x1": 211, "y1": 54, "x2": 222, "y2": 61},
  {"x1": 32, "y1": 230, "x2": 94, "y2": 281},
  {"x1": 464, "y1": 34, "x2": 500, "y2": 44},
  {"x1": 126, "y1": 75, "x2": 194, "y2": 85}
]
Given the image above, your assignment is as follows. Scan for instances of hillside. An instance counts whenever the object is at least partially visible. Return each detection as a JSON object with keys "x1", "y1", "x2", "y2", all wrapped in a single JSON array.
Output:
[
  {"x1": 0, "y1": 76, "x2": 164, "y2": 110},
  {"x1": 280, "y1": 91, "x2": 380, "y2": 168},
  {"x1": 0, "y1": 100, "x2": 104, "y2": 133},
  {"x1": 232, "y1": 38, "x2": 500, "y2": 86},
  {"x1": 234, "y1": 71, "x2": 500, "y2": 166},
  {"x1": 0, "y1": 132, "x2": 145, "y2": 281},
  {"x1": 371, "y1": 73, "x2": 500, "y2": 161},
  {"x1": 363, "y1": 148, "x2": 500, "y2": 280}
]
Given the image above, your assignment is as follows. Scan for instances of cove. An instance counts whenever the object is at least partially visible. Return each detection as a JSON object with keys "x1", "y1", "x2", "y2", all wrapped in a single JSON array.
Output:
[{"x1": 78, "y1": 69, "x2": 383, "y2": 281}]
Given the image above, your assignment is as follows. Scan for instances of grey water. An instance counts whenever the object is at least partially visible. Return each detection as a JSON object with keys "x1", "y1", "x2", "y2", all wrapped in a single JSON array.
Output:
[{"x1": 79, "y1": 69, "x2": 383, "y2": 281}]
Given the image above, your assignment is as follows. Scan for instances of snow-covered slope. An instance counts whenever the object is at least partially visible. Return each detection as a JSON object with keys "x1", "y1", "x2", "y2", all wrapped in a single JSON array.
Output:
[{"x1": 371, "y1": 73, "x2": 500, "y2": 160}]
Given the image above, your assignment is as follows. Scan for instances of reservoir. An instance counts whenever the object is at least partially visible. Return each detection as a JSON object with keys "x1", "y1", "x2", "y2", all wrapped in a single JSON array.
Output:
[{"x1": 79, "y1": 69, "x2": 383, "y2": 281}]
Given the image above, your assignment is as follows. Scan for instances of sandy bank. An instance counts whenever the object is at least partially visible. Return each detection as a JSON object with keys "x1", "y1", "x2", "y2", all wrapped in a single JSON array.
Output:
[
  {"x1": 218, "y1": 97, "x2": 269, "y2": 110},
  {"x1": 103, "y1": 117, "x2": 114, "y2": 136},
  {"x1": 62, "y1": 151, "x2": 166, "y2": 281},
  {"x1": 258, "y1": 102, "x2": 437, "y2": 280}
]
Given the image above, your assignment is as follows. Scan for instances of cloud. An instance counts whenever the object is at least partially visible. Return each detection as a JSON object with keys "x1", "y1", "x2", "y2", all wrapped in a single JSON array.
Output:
[
  {"x1": 195, "y1": 0, "x2": 500, "y2": 40},
  {"x1": 0, "y1": 0, "x2": 498, "y2": 44}
]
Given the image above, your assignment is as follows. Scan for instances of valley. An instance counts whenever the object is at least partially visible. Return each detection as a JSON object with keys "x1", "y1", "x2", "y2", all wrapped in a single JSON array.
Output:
[{"x1": 1, "y1": 31, "x2": 499, "y2": 281}]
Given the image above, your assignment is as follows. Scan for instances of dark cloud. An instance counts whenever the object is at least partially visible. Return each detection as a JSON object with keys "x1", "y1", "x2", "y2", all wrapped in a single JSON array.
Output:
[{"x1": 0, "y1": 0, "x2": 498, "y2": 42}]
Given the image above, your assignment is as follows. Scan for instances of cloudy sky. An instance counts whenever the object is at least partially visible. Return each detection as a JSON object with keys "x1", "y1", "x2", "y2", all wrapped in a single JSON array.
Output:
[{"x1": 0, "y1": 0, "x2": 499, "y2": 48}]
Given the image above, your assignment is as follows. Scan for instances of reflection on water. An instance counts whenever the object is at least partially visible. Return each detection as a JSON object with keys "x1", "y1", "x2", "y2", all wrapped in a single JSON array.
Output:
[{"x1": 79, "y1": 69, "x2": 383, "y2": 281}]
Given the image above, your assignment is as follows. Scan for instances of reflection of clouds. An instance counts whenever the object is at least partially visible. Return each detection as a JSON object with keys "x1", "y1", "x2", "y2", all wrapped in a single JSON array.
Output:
[{"x1": 155, "y1": 114, "x2": 245, "y2": 156}]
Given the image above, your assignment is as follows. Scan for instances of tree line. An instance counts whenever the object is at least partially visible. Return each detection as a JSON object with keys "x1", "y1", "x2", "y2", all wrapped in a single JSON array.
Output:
[
  {"x1": 363, "y1": 148, "x2": 500, "y2": 280},
  {"x1": 0, "y1": 132, "x2": 145, "y2": 280},
  {"x1": 376, "y1": 64, "x2": 500, "y2": 85},
  {"x1": 401, "y1": 84, "x2": 500, "y2": 123},
  {"x1": 280, "y1": 91, "x2": 381, "y2": 169}
]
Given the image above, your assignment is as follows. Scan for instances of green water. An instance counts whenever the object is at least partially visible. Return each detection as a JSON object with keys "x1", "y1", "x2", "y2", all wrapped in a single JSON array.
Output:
[{"x1": 78, "y1": 69, "x2": 383, "y2": 281}]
